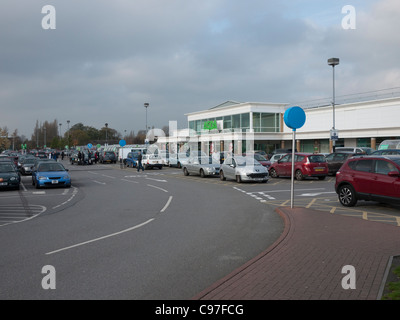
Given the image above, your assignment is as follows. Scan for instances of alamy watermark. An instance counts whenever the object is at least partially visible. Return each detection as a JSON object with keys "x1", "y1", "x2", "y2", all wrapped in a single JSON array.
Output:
[
  {"x1": 341, "y1": 265, "x2": 356, "y2": 290},
  {"x1": 342, "y1": 5, "x2": 356, "y2": 30},
  {"x1": 41, "y1": 265, "x2": 56, "y2": 290}
]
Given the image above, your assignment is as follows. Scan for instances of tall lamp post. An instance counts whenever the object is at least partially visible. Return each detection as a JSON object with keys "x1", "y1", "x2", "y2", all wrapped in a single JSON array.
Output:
[
  {"x1": 144, "y1": 103, "x2": 149, "y2": 133},
  {"x1": 67, "y1": 120, "x2": 70, "y2": 149},
  {"x1": 105, "y1": 123, "x2": 108, "y2": 146},
  {"x1": 328, "y1": 57, "x2": 339, "y2": 152}
]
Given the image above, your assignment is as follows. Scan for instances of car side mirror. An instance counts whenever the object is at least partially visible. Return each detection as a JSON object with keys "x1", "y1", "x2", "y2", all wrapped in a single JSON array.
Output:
[
  {"x1": 388, "y1": 171, "x2": 400, "y2": 177},
  {"x1": 230, "y1": 164, "x2": 235, "y2": 168}
]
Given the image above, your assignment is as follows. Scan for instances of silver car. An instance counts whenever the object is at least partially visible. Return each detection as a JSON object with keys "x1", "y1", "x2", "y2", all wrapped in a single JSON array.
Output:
[
  {"x1": 183, "y1": 156, "x2": 220, "y2": 178},
  {"x1": 220, "y1": 155, "x2": 269, "y2": 183}
]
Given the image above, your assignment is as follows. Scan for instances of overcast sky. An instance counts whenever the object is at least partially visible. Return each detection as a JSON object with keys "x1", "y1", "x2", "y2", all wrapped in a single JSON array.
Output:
[{"x1": 1, "y1": 0, "x2": 399, "y2": 138}]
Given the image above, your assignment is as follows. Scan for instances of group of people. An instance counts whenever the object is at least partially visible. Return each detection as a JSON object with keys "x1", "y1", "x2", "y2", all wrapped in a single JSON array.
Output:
[{"x1": 76, "y1": 150, "x2": 99, "y2": 165}]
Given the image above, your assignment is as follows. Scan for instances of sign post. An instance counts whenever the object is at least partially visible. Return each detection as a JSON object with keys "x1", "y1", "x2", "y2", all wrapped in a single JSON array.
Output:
[{"x1": 283, "y1": 106, "x2": 306, "y2": 208}]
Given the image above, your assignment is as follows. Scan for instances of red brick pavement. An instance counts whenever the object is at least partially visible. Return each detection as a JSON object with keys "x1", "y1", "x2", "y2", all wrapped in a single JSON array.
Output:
[{"x1": 194, "y1": 206, "x2": 400, "y2": 300}]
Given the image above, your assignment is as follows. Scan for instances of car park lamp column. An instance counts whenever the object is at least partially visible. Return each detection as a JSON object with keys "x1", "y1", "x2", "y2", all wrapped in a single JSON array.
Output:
[
  {"x1": 144, "y1": 103, "x2": 149, "y2": 134},
  {"x1": 328, "y1": 57, "x2": 339, "y2": 152}
]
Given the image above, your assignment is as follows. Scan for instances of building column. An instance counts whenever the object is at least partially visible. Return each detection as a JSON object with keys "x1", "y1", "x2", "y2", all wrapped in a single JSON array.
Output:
[
  {"x1": 371, "y1": 137, "x2": 376, "y2": 150},
  {"x1": 296, "y1": 140, "x2": 301, "y2": 152},
  {"x1": 329, "y1": 140, "x2": 333, "y2": 153}
]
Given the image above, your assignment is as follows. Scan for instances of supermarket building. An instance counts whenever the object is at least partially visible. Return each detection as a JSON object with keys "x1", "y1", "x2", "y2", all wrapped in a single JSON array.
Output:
[{"x1": 156, "y1": 95, "x2": 400, "y2": 155}]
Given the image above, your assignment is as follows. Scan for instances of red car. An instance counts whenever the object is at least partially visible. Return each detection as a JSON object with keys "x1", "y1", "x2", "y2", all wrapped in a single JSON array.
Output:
[
  {"x1": 335, "y1": 155, "x2": 400, "y2": 207},
  {"x1": 269, "y1": 153, "x2": 328, "y2": 180},
  {"x1": 243, "y1": 153, "x2": 271, "y2": 169}
]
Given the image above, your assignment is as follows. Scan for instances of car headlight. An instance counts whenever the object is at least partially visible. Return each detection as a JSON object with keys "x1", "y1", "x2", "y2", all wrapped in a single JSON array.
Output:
[
  {"x1": 10, "y1": 177, "x2": 16, "y2": 181},
  {"x1": 38, "y1": 176, "x2": 47, "y2": 180},
  {"x1": 62, "y1": 175, "x2": 70, "y2": 180},
  {"x1": 24, "y1": 166, "x2": 31, "y2": 170}
]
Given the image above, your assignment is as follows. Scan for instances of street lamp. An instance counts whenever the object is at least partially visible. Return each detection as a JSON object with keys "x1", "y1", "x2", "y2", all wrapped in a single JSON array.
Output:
[
  {"x1": 67, "y1": 120, "x2": 70, "y2": 148},
  {"x1": 105, "y1": 123, "x2": 108, "y2": 146},
  {"x1": 328, "y1": 57, "x2": 339, "y2": 152},
  {"x1": 59, "y1": 123, "x2": 62, "y2": 139},
  {"x1": 144, "y1": 103, "x2": 149, "y2": 133}
]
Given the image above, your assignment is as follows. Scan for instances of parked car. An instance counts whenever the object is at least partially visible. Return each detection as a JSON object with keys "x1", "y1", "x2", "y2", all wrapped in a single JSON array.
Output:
[
  {"x1": 158, "y1": 150, "x2": 169, "y2": 166},
  {"x1": 0, "y1": 162, "x2": 21, "y2": 190},
  {"x1": 334, "y1": 147, "x2": 374, "y2": 154},
  {"x1": 269, "y1": 153, "x2": 286, "y2": 164},
  {"x1": 243, "y1": 152, "x2": 271, "y2": 169},
  {"x1": 182, "y1": 156, "x2": 220, "y2": 178},
  {"x1": 169, "y1": 152, "x2": 190, "y2": 168},
  {"x1": 19, "y1": 156, "x2": 36, "y2": 175},
  {"x1": 124, "y1": 151, "x2": 138, "y2": 168},
  {"x1": 100, "y1": 151, "x2": 117, "y2": 164},
  {"x1": 32, "y1": 161, "x2": 71, "y2": 189},
  {"x1": 324, "y1": 152, "x2": 358, "y2": 175},
  {"x1": 142, "y1": 154, "x2": 163, "y2": 170},
  {"x1": 212, "y1": 151, "x2": 230, "y2": 164},
  {"x1": 371, "y1": 149, "x2": 400, "y2": 156},
  {"x1": 220, "y1": 155, "x2": 269, "y2": 183},
  {"x1": 35, "y1": 151, "x2": 48, "y2": 159},
  {"x1": 335, "y1": 155, "x2": 400, "y2": 207},
  {"x1": 269, "y1": 153, "x2": 328, "y2": 180}
]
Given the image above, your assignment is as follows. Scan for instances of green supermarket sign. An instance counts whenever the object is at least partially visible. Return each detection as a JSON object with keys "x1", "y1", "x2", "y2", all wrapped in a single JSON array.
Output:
[{"x1": 203, "y1": 120, "x2": 217, "y2": 131}]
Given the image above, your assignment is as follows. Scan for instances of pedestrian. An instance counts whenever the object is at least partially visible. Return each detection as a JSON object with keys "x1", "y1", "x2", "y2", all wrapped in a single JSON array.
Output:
[
  {"x1": 61, "y1": 151, "x2": 65, "y2": 160},
  {"x1": 137, "y1": 151, "x2": 144, "y2": 172}
]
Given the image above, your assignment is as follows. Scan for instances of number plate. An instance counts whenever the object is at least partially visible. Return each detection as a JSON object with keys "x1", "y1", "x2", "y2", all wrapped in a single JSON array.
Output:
[
  {"x1": 51, "y1": 180, "x2": 59, "y2": 184},
  {"x1": 0, "y1": 182, "x2": 8, "y2": 186},
  {"x1": 314, "y1": 168, "x2": 324, "y2": 172}
]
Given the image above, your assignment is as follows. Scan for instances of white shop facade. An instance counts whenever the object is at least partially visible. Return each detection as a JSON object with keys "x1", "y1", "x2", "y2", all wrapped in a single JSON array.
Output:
[{"x1": 156, "y1": 97, "x2": 400, "y2": 155}]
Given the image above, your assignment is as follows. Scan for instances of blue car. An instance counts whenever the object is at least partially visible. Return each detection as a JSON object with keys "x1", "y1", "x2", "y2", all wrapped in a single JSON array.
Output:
[
  {"x1": 124, "y1": 151, "x2": 138, "y2": 168},
  {"x1": 32, "y1": 162, "x2": 71, "y2": 189}
]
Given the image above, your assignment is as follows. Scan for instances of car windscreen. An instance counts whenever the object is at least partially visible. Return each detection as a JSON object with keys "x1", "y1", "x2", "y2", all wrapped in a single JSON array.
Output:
[
  {"x1": 38, "y1": 163, "x2": 66, "y2": 172},
  {"x1": 308, "y1": 155, "x2": 326, "y2": 163},
  {"x1": 0, "y1": 164, "x2": 15, "y2": 172}
]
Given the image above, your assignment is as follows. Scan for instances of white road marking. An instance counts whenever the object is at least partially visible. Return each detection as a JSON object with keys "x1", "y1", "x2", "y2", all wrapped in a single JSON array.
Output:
[
  {"x1": 160, "y1": 196, "x2": 173, "y2": 213},
  {"x1": 145, "y1": 177, "x2": 167, "y2": 182},
  {"x1": 52, "y1": 187, "x2": 78, "y2": 209},
  {"x1": 92, "y1": 180, "x2": 106, "y2": 185},
  {"x1": 121, "y1": 179, "x2": 139, "y2": 184},
  {"x1": 147, "y1": 184, "x2": 168, "y2": 193},
  {"x1": 45, "y1": 218, "x2": 155, "y2": 255}
]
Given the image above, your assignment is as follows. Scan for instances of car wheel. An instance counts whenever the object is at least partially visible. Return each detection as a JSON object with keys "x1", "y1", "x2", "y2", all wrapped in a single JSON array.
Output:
[
  {"x1": 270, "y1": 168, "x2": 278, "y2": 178},
  {"x1": 220, "y1": 170, "x2": 226, "y2": 181},
  {"x1": 338, "y1": 184, "x2": 358, "y2": 207},
  {"x1": 295, "y1": 169, "x2": 304, "y2": 181},
  {"x1": 200, "y1": 169, "x2": 205, "y2": 178},
  {"x1": 183, "y1": 168, "x2": 189, "y2": 176},
  {"x1": 236, "y1": 175, "x2": 242, "y2": 183}
]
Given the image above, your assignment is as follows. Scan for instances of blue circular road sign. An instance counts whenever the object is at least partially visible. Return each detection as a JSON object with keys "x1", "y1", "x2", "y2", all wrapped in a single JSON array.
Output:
[{"x1": 284, "y1": 106, "x2": 306, "y2": 130}]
